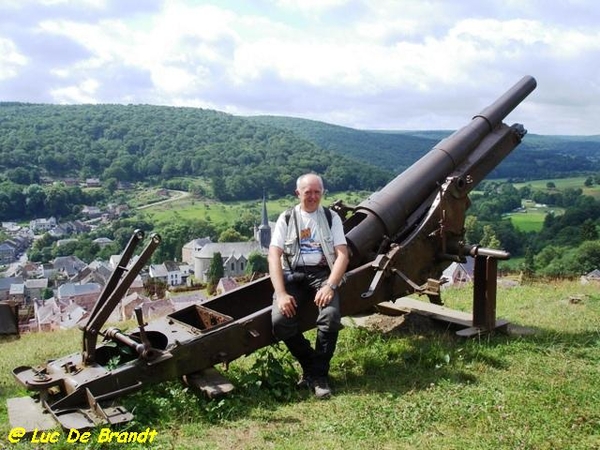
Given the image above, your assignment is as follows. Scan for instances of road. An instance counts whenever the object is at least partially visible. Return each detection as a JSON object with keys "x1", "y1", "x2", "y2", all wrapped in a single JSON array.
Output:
[
  {"x1": 136, "y1": 190, "x2": 191, "y2": 210},
  {"x1": 2, "y1": 252, "x2": 28, "y2": 277}
]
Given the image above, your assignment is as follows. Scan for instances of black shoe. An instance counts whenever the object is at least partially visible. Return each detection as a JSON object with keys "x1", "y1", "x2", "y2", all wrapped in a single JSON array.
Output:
[
  {"x1": 311, "y1": 377, "x2": 332, "y2": 399},
  {"x1": 296, "y1": 375, "x2": 312, "y2": 389}
]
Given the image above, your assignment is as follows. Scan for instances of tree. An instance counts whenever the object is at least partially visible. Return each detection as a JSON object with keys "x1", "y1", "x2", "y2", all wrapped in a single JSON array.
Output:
[
  {"x1": 104, "y1": 178, "x2": 119, "y2": 195},
  {"x1": 246, "y1": 251, "x2": 268, "y2": 275},
  {"x1": 45, "y1": 183, "x2": 71, "y2": 217},
  {"x1": 572, "y1": 241, "x2": 600, "y2": 274},
  {"x1": 219, "y1": 228, "x2": 245, "y2": 242},
  {"x1": 211, "y1": 173, "x2": 227, "y2": 201},
  {"x1": 42, "y1": 288, "x2": 54, "y2": 300},
  {"x1": 464, "y1": 215, "x2": 483, "y2": 245},
  {"x1": 480, "y1": 225, "x2": 501, "y2": 249},
  {"x1": 581, "y1": 219, "x2": 599, "y2": 241},
  {"x1": 24, "y1": 184, "x2": 47, "y2": 217},
  {"x1": 207, "y1": 252, "x2": 224, "y2": 294},
  {"x1": 521, "y1": 246, "x2": 535, "y2": 280},
  {"x1": 144, "y1": 278, "x2": 168, "y2": 299},
  {"x1": 534, "y1": 245, "x2": 565, "y2": 273}
]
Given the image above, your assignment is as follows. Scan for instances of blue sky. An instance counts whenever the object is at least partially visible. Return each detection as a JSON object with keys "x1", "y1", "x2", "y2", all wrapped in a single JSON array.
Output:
[{"x1": 1, "y1": 0, "x2": 599, "y2": 135}]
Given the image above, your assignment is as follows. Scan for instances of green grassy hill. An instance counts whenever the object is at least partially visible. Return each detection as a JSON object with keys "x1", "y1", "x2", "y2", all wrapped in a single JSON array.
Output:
[{"x1": 2, "y1": 280, "x2": 599, "y2": 449}]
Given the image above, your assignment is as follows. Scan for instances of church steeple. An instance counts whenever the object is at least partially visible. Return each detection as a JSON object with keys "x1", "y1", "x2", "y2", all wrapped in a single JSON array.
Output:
[{"x1": 258, "y1": 191, "x2": 271, "y2": 249}]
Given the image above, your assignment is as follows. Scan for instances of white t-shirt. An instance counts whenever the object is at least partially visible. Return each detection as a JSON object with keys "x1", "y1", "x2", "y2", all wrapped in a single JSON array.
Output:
[{"x1": 271, "y1": 206, "x2": 347, "y2": 267}]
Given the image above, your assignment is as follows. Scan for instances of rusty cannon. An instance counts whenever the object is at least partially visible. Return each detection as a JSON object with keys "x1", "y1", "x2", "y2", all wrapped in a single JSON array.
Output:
[{"x1": 8, "y1": 75, "x2": 537, "y2": 431}]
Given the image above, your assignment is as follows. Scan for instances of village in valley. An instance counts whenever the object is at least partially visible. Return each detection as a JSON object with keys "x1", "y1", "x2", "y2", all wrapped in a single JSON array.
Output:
[
  {"x1": 0, "y1": 194, "x2": 274, "y2": 334},
  {"x1": 3, "y1": 189, "x2": 600, "y2": 335}
]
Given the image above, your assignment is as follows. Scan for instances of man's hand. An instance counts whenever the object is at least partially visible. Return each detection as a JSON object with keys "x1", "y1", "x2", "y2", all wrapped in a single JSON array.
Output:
[
  {"x1": 276, "y1": 293, "x2": 297, "y2": 317},
  {"x1": 314, "y1": 284, "x2": 335, "y2": 308}
]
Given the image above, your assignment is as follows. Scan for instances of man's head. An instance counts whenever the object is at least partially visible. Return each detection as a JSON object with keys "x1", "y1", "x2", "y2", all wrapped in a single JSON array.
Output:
[{"x1": 295, "y1": 173, "x2": 324, "y2": 213}]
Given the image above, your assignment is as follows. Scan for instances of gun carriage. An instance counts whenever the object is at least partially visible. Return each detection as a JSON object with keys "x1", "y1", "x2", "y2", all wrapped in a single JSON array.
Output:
[{"x1": 8, "y1": 76, "x2": 537, "y2": 431}]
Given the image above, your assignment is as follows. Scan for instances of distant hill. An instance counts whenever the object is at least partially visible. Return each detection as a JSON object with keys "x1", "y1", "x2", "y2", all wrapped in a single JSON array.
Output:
[
  {"x1": 246, "y1": 116, "x2": 439, "y2": 173},
  {"x1": 1, "y1": 103, "x2": 599, "y2": 206},
  {"x1": 249, "y1": 116, "x2": 600, "y2": 179},
  {"x1": 0, "y1": 103, "x2": 391, "y2": 200}
]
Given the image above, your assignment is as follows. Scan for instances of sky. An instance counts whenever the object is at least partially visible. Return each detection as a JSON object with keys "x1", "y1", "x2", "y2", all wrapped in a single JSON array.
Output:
[{"x1": 1, "y1": 0, "x2": 599, "y2": 136}]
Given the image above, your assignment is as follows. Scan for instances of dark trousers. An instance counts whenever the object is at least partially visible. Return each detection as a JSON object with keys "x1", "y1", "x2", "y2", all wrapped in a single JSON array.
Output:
[{"x1": 271, "y1": 268, "x2": 341, "y2": 378}]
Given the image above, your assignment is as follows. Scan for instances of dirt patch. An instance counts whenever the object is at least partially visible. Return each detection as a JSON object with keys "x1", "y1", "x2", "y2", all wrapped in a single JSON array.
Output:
[{"x1": 356, "y1": 311, "x2": 445, "y2": 336}]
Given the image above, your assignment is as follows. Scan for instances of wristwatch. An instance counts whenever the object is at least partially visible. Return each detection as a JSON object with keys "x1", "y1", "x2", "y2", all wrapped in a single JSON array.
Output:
[{"x1": 326, "y1": 282, "x2": 337, "y2": 290}]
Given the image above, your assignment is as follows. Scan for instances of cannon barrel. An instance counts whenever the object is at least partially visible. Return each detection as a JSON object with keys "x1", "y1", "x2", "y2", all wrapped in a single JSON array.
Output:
[{"x1": 344, "y1": 75, "x2": 537, "y2": 266}]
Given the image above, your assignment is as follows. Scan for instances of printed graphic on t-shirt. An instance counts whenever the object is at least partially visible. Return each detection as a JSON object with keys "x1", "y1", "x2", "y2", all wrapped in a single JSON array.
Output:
[{"x1": 299, "y1": 226, "x2": 325, "y2": 265}]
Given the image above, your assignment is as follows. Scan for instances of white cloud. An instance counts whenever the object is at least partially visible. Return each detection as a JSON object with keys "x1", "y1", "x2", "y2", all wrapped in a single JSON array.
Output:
[
  {"x1": 0, "y1": 37, "x2": 28, "y2": 80},
  {"x1": 272, "y1": 0, "x2": 348, "y2": 14},
  {"x1": 51, "y1": 78, "x2": 99, "y2": 103},
  {"x1": 0, "y1": 0, "x2": 599, "y2": 134}
]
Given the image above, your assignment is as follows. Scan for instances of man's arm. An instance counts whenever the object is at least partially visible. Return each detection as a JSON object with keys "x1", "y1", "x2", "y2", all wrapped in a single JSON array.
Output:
[
  {"x1": 268, "y1": 245, "x2": 297, "y2": 317},
  {"x1": 315, "y1": 244, "x2": 349, "y2": 307},
  {"x1": 327, "y1": 244, "x2": 349, "y2": 288},
  {"x1": 268, "y1": 245, "x2": 286, "y2": 297}
]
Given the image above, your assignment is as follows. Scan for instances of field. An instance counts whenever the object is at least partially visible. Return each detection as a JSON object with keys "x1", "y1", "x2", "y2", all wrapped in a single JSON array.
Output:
[
  {"x1": 135, "y1": 190, "x2": 371, "y2": 225},
  {"x1": 504, "y1": 200, "x2": 564, "y2": 232},
  {"x1": 1, "y1": 279, "x2": 599, "y2": 449},
  {"x1": 134, "y1": 177, "x2": 597, "y2": 234},
  {"x1": 140, "y1": 194, "x2": 556, "y2": 234},
  {"x1": 513, "y1": 176, "x2": 600, "y2": 199},
  {"x1": 124, "y1": 176, "x2": 599, "y2": 236}
]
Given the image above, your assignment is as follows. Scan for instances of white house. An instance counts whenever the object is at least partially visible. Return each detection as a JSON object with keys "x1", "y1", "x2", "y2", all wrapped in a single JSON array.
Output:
[
  {"x1": 194, "y1": 241, "x2": 264, "y2": 283},
  {"x1": 441, "y1": 259, "x2": 475, "y2": 287},
  {"x1": 149, "y1": 261, "x2": 183, "y2": 286},
  {"x1": 29, "y1": 217, "x2": 57, "y2": 233},
  {"x1": 181, "y1": 237, "x2": 212, "y2": 264},
  {"x1": 191, "y1": 195, "x2": 271, "y2": 283}
]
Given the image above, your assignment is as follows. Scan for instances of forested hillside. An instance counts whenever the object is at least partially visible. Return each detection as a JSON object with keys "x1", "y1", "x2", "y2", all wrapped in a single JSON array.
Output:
[
  {"x1": 249, "y1": 116, "x2": 600, "y2": 179},
  {"x1": 2, "y1": 102, "x2": 600, "y2": 221},
  {"x1": 3, "y1": 101, "x2": 600, "y2": 275},
  {"x1": 246, "y1": 115, "x2": 439, "y2": 173},
  {"x1": 0, "y1": 102, "x2": 390, "y2": 203}
]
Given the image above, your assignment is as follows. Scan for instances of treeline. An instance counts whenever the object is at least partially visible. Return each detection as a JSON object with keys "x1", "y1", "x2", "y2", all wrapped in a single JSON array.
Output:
[
  {"x1": 247, "y1": 115, "x2": 438, "y2": 173},
  {"x1": 0, "y1": 181, "x2": 109, "y2": 221},
  {"x1": 3, "y1": 103, "x2": 600, "y2": 221},
  {"x1": 250, "y1": 116, "x2": 600, "y2": 179},
  {"x1": 0, "y1": 103, "x2": 390, "y2": 207},
  {"x1": 466, "y1": 180, "x2": 600, "y2": 277}
]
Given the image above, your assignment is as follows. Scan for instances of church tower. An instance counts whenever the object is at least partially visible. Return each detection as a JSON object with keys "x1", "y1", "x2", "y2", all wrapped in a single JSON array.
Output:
[{"x1": 258, "y1": 193, "x2": 271, "y2": 249}]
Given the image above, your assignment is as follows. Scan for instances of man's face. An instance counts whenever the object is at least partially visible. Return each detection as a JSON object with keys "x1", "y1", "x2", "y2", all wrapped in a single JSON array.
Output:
[{"x1": 296, "y1": 176, "x2": 323, "y2": 212}]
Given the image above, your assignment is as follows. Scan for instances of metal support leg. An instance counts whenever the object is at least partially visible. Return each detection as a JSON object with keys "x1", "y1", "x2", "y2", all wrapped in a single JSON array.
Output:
[
  {"x1": 472, "y1": 255, "x2": 497, "y2": 330},
  {"x1": 455, "y1": 255, "x2": 509, "y2": 337}
]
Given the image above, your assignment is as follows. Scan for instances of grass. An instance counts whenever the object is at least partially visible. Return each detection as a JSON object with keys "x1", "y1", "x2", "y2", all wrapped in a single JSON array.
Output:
[
  {"x1": 1, "y1": 279, "x2": 599, "y2": 449},
  {"x1": 504, "y1": 200, "x2": 564, "y2": 233},
  {"x1": 512, "y1": 177, "x2": 600, "y2": 200},
  {"x1": 131, "y1": 182, "x2": 585, "y2": 235},
  {"x1": 136, "y1": 191, "x2": 370, "y2": 225},
  {"x1": 134, "y1": 185, "x2": 571, "y2": 234}
]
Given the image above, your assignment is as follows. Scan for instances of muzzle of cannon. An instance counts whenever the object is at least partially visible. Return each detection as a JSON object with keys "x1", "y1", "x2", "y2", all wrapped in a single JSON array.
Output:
[
  {"x1": 7, "y1": 76, "x2": 537, "y2": 431},
  {"x1": 343, "y1": 75, "x2": 537, "y2": 267}
]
